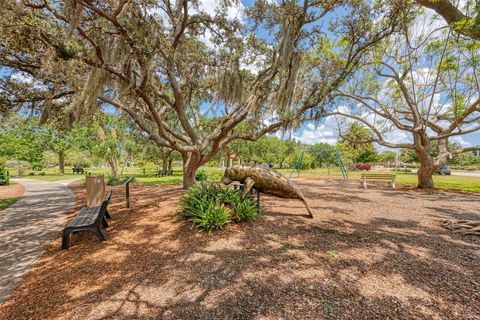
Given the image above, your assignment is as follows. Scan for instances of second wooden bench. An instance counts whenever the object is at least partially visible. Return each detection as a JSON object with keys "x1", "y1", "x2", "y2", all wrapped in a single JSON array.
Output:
[{"x1": 360, "y1": 173, "x2": 396, "y2": 189}]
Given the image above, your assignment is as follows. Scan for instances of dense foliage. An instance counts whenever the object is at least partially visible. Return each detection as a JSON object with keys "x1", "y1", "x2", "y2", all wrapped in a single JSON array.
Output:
[
  {"x1": 0, "y1": 159, "x2": 9, "y2": 185},
  {"x1": 180, "y1": 184, "x2": 259, "y2": 233}
]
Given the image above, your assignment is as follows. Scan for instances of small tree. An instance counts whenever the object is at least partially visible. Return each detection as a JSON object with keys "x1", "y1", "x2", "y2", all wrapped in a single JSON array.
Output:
[
  {"x1": 331, "y1": 21, "x2": 480, "y2": 188},
  {"x1": 379, "y1": 150, "x2": 396, "y2": 167}
]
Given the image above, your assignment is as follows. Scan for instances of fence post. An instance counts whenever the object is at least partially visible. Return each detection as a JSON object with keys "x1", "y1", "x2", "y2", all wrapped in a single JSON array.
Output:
[
  {"x1": 124, "y1": 177, "x2": 134, "y2": 208},
  {"x1": 126, "y1": 182, "x2": 130, "y2": 208}
]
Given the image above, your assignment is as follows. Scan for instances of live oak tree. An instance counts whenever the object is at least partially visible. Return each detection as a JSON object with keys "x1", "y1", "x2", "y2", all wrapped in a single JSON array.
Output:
[
  {"x1": 331, "y1": 23, "x2": 480, "y2": 188},
  {"x1": 1, "y1": 1, "x2": 400, "y2": 188}
]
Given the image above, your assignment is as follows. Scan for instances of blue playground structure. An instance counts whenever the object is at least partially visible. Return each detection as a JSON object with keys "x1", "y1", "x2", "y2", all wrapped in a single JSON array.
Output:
[{"x1": 289, "y1": 149, "x2": 348, "y2": 179}]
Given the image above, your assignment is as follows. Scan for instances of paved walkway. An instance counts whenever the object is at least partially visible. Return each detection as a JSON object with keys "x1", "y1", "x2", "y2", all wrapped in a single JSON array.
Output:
[{"x1": 0, "y1": 178, "x2": 78, "y2": 304}]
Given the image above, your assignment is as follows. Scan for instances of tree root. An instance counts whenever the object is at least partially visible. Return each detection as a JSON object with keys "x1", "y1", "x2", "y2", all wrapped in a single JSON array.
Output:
[{"x1": 440, "y1": 219, "x2": 480, "y2": 236}]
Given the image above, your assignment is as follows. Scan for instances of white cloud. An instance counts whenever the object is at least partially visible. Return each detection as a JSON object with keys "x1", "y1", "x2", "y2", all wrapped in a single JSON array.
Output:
[
  {"x1": 196, "y1": 0, "x2": 244, "y2": 20},
  {"x1": 292, "y1": 122, "x2": 338, "y2": 145},
  {"x1": 10, "y1": 71, "x2": 48, "y2": 91},
  {"x1": 450, "y1": 136, "x2": 471, "y2": 147}
]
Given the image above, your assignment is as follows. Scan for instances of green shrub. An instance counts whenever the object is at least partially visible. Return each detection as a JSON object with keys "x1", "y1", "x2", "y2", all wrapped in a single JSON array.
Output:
[
  {"x1": 190, "y1": 202, "x2": 231, "y2": 233},
  {"x1": 106, "y1": 175, "x2": 122, "y2": 185},
  {"x1": 180, "y1": 183, "x2": 259, "y2": 233},
  {"x1": 106, "y1": 175, "x2": 135, "y2": 186},
  {"x1": 32, "y1": 162, "x2": 43, "y2": 171},
  {"x1": 195, "y1": 170, "x2": 208, "y2": 181},
  {"x1": 0, "y1": 162, "x2": 9, "y2": 185}
]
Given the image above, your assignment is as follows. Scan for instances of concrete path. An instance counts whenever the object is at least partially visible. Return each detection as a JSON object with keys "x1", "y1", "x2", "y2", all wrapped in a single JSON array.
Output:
[
  {"x1": 451, "y1": 170, "x2": 480, "y2": 177},
  {"x1": 0, "y1": 178, "x2": 78, "y2": 304}
]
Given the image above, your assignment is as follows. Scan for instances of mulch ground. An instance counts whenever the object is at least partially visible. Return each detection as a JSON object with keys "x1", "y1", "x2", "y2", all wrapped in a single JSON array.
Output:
[
  {"x1": 0, "y1": 183, "x2": 25, "y2": 200},
  {"x1": 0, "y1": 179, "x2": 479, "y2": 320}
]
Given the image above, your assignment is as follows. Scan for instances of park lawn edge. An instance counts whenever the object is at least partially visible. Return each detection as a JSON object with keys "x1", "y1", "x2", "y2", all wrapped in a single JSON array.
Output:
[{"x1": 0, "y1": 198, "x2": 18, "y2": 210}]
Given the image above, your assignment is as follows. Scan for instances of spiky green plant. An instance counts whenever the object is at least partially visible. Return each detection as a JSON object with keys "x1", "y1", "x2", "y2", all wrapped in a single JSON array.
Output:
[{"x1": 180, "y1": 183, "x2": 259, "y2": 232}]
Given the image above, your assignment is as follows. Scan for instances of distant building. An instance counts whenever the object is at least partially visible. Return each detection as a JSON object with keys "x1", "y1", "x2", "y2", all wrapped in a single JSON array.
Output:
[{"x1": 473, "y1": 150, "x2": 480, "y2": 157}]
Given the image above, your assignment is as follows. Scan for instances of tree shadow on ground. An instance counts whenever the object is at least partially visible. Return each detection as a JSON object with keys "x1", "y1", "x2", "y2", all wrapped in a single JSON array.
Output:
[{"x1": 0, "y1": 182, "x2": 479, "y2": 320}]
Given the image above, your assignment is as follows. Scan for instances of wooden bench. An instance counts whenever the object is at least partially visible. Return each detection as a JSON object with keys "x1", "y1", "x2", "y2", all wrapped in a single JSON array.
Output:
[
  {"x1": 361, "y1": 173, "x2": 396, "y2": 189},
  {"x1": 72, "y1": 167, "x2": 84, "y2": 174},
  {"x1": 155, "y1": 168, "x2": 166, "y2": 177},
  {"x1": 155, "y1": 168, "x2": 173, "y2": 177},
  {"x1": 61, "y1": 190, "x2": 112, "y2": 250}
]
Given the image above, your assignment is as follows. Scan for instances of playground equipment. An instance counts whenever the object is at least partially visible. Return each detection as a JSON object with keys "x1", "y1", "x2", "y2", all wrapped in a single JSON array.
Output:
[{"x1": 289, "y1": 149, "x2": 348, "y2": 179}]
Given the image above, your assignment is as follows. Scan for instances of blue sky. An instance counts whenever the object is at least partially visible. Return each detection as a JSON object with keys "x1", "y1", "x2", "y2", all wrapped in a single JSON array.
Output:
[{"x1": 2, "y1": 0, "x2": 478, "y2": 151}]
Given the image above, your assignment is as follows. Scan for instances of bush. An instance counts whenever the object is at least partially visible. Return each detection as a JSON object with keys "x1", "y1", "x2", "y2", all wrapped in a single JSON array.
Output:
[
  {"x1": 0, "y1": 161, "x2": 9, "y2": 185},
  {"x1": 180, "y1": 183, "x2": 259, "y2": 233},
  {"x1": 39, "y1": 172, "x2": 46, "y2": 176},
  {"x1": 190, "y1": 202, "x2": 231, "y2": 233},
  {"x1": 195, "y1": 170, "x2": 208, "y2": 181},
  {"x1": 32, "y1": 162, "x2": 43, "y2": 171},
  {"x1": 106, "y1": 175, "x2": 135, "y2": 186},
  {"x1": 356, "y1": 163, "x2": 372, "y2": 171}
]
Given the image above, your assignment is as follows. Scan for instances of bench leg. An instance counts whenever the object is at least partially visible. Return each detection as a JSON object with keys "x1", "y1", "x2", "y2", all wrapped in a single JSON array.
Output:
[
  {"x1": 102, "y1": 217, "x2": 109, "y2": 228},
  {"x1": 94, "y1": 227, "x2": 107, "y2": 242},
  {"x1": 61, "y1": 229, "x2": 72, "y2": 250},
  {"x1": 363, "y1": 180, "x2": 367, "y2": 188},
  {"x1": 391, "y1": 181, "x2": 396, "y2": 189},
  {"x1": 256, "y1": 190, "x2": 261, "y2": 215}
]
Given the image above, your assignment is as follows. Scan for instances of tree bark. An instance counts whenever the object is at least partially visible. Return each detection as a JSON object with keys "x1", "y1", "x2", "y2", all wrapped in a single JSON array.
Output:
[
  {"x1": 108, "y1": 159, "x2": 119, "y2": 178},
  {"x1": 415, "y1": 0, "x2": 480, "y2": 40},
  {"x1": 162, "y1": 153, "x2": 168, "y2": 172},
  {"x1": 58, "y1": 150, "x2": 65, "y2": 174},
  {"x1": 182, "y1": 152, "x2": 201, "y2": 189},
  {"x1": 417, "y1": 165, "x2": 435, "y2": 189},
  {"x1": 416, "y1": 149, "x2": 436, "y2": 189}
]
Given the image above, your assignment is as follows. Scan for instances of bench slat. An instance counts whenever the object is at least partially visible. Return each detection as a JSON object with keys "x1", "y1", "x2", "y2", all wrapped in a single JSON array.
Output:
[{"x1": 68, "y1": 206, "x2": 101, "y2": 227}]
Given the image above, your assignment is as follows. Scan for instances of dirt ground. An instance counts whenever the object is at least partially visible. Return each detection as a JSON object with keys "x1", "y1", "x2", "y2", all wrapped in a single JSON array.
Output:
[
  {"x1": 0, "y1": 183, "x2": 25, "y2": 200},
  {"x1": 0, "y1": 179, "x2": 479, "y2": 320}
]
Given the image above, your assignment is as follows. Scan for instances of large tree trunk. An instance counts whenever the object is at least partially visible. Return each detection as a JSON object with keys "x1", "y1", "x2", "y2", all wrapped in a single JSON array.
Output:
[
  {"x1": 417, "y1": 165, "x2": 435, "y2": 189},
  {"x1": 182, "y1": 152, "x2": 201, "y2": 189},
  {"x1": 162, "y1": 153, "x2": 168, "y2": 172},
  {"x1": 415, "y1": 149, "x2": 436, "y2": 189},
  {"x1": 58, "y1": 150, "x2": 65, "y2": 174}
]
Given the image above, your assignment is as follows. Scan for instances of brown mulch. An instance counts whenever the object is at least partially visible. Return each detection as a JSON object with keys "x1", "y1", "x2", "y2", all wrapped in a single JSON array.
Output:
[
  {"x1": 0, "y1": 179, "x2": 479, "y2": 320},
  {"x1": 0, "y1": 183, "x2": 25, "y2": 200}
]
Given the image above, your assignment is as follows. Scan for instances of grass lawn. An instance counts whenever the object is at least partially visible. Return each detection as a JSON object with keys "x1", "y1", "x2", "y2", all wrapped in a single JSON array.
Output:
[
  {"x1": 0, "y1": 198, "x2": 17, "y2": 210},
  {"x1": 281, "y1": 168, "x2": 480, "y2": 193},
  {"x1": 8, "y1": 165, "x2": 480, "y2": 192}
]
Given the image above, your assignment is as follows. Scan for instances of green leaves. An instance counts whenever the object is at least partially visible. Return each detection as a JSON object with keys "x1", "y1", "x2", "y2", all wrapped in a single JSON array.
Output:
[{"x1": 179, "y1": 183, "x2": 259, "y2": 233}]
